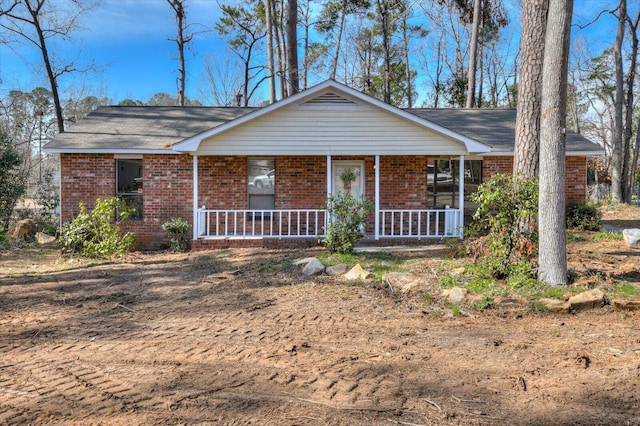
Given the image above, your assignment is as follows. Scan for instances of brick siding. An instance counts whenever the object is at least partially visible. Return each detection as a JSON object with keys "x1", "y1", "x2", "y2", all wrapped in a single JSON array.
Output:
[
  {"x1": 482, "y1": 156, "x2": 588, "y2": 205},
  {"x1": 60, "y1": 154, "x2": 590, "y2": 251}
]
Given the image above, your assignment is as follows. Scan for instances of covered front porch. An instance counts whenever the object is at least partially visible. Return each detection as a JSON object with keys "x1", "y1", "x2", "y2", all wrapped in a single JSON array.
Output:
[{"x1": 191, "y1": 155, "x2": 466, "y2": 243}]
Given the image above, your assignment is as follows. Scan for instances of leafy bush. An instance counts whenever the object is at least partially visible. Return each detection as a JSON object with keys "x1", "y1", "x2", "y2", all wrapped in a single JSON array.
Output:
[
  {"x1": 36, "y1": 169, "x2": 60, "y2": 220},
  {"x1": 61, "y1": 197, "x2": 136, "y2": 258},
  {"x1": 0, "y1": 134, "x2": 27, "y2": 231},
  {"x1": 566, "y1": 201, "x2": 602, "y2": 231},
  {"x1": 0, "y1": 232, "x2": 9, "y2": 250},
  {"x1": 470, "y1": 173, "x2": 538, "y2": 278},
  {"x1": 162, "y1": 218, "x2": 192, "y2": 252},
  {"x1": 323, "y1": 192, "x2": 373, "y2": 253}
]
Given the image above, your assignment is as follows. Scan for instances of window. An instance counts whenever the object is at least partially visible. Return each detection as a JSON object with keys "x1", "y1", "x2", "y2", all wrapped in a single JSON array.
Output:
[
  {"x1": 116, "y1": 158, "x2": 143, "y2": 220},
  {"x1": 248, "y1": 159, "x2": 275, "y2": 213}
]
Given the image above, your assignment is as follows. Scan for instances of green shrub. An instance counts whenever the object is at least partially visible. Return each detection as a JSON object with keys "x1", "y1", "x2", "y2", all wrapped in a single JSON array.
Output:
[
  {"x1": 323, "y1": 192, "x2": 373, "y2": 253},
  {"x1": 566, "y1": 201, "x2": 602, "y2": 231},
  {"x1": 470, "y1": 174, "x2": 538, "y2": 278},
  {"x1": 162, "y1": 218, "x2": 192, "y2": 252},
  {"x1": 61, "y1": 197, "x2": 136, "y2": 258},
  {"x1": 0, "y1": 232, "x2": 9, "y2": 250}
]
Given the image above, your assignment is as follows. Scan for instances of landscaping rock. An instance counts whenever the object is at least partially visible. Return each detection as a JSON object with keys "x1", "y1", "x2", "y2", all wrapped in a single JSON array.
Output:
[
  {"x1": 443, "y1": 287, "x2": 467, "y2": 303},
  {"x1": 11, "y1": 219, "x2": 37, "y2": 241},
  {"x1": 36, "y1": 232, "x2": 56, "y2": 245},
  {"x1": 622, "y1": 229, "x2": 640, "y2": 249},
  {"x1": 539, "y1": 298, "x2": 571, "y2": 314},
  {"x1": 384, "y1": 273, "x2": 424, "y2": 293},
  {"x1": 568, "y1": 289, "x2": 606, "y2": 311},
  {"x1": 344, "y1": 264, "x2": 369, "y2": 281},
  {"x1": 302, "y1": 258, "x2": 325, "y2": 276},
  {"x1": 326, "y1": 264, "x2": 348, "y2": 276},
  {"x1": 293, "y1": 257, "x2": 318, "y2": 266},
  {"x1": 610, "y1": 298, "x2": 640, "y2": 311}
]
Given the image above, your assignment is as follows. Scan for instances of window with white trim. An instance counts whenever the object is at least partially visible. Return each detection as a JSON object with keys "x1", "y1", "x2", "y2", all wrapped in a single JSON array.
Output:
[{"x1": 248, "y1": 159, "x2": 275, "y2": 212}]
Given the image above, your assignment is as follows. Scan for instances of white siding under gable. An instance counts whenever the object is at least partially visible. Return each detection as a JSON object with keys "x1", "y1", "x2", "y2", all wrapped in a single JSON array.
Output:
[{"x1": 195, "y1": 97, "x2": 469, "y2": 156}]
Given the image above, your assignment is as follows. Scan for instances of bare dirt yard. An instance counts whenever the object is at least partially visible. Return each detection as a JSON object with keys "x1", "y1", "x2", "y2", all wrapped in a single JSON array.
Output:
[{"x1": 1, "y1": 208, "x2": 639, "y2": 425}]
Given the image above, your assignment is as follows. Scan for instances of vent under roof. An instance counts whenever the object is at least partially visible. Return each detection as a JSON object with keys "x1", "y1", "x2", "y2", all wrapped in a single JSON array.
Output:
[{"x1": 304, "y1": 92, "x2": 356, "y2": 105}]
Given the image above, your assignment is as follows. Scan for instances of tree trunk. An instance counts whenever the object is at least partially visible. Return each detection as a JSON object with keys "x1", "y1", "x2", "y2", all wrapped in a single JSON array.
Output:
[
  {"x1": 273, "y1": 0, "x2": 287, "y2": 99},
  {"x1": 513, "y1": 0, "x2": 549, "y2": 178},
  {"x1": 330, "y1": 0, "x2": 348, "y2": 80},
  {"x1": 465, "y1": 0, "x2": 481, "y2": 108},
  {"x1": 611, "y1": 0, "x2": 626, "y2": 204},
  {"x1": 378, "y1": 0, "x2": 392, "y2": 104},
  {"x1": 168, "y1": 0, "x2": 188, "y2": 106},
  {"x1": 265, "y1": 0, "x2": 276, "y2": 103},
  {"x1": 286, "y1": 0, "x2": 299, "y2": 94},
  {"x1": 26, "y1": 2, "x2": 64, "y2": 133},
  {"x1": 538, "y1": 0, "x2": 573, "y2": 287},
  {"x1": 402, "y1": 14, "x2": 412, "y2": 108},
  {"x1": 622, "y1": 9, "x2": 638, "y2": 202}
]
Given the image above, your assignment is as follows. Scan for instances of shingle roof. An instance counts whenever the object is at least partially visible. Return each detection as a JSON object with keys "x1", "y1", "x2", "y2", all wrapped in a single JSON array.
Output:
[
  {"x1": 407, "y1": 108, "x2": 600, "y2": 154},
  {"x1": 44, "y1": 106, "x2": 256, "y2": 152},
  {"x1": 44, "y1": 103, "x2": 602, "y2": 155}
]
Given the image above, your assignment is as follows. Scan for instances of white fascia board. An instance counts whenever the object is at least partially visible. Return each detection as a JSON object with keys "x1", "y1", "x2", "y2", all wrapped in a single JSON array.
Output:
[
  {"x1": 172, "y1": 80, "x2": 492, "y2": 155},
  {"x1": 479, "y1": 150, "x2": 605, "y2": 157},
  {"x1": 43, "y1": 148, "x2": 175, "y2": 154}
]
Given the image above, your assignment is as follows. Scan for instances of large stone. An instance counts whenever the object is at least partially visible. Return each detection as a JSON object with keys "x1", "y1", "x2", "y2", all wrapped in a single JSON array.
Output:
[
  {"x1": 344, "y1": 264, "x2": 369, "y2": 281},
  {"x1": 384, "y1": 273, "x2": 424, "y2": 293},
  {"x1": 293, "y1": 257, "x2": 318, "y2": 266},
  {"x1": 11, "y1": 219, "x2": 37, "y2": 241},
  {"x1": 326, "y1": 264, "x2": 348, "y2": 276},
  {"x1": 622, "y1": 229, "x2": 640, "y2": 249},
  {"x1": 539, "y1": 298, "x2": 571, "y2": 314},
  {"x1": 302, "y1": 258, "x2": 325, "y2": 276},
  {"x1": 610, "y1": 298, "x2": 640, "y2": 311},
  {"x1": 36, "y1": 232, "x2": 56, "y2": 245},
  {"x1": 443, "y1": 287, "x2": 467, "y2": 303},
  {"x1": 568, "y1": 289, "x2": 606, "y2": 311}
]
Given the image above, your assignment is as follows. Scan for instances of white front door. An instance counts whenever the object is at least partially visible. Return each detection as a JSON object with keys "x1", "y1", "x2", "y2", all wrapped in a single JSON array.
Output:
[{"x1": 332, "y1": 161, "x2": 365, "y2": 198}]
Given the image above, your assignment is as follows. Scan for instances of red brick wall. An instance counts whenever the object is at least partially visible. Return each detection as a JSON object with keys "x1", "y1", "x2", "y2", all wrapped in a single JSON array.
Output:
[
  {"x1": 60, "y1": 154, "x2": 590, "y2": 251},
  {"x1": 60, "y1": 154, "x2": 193, "y2": 251},
  {"x1": 482, "y1": 156, "x2": 513, "y2": 181},
  {"x1": 379, "y1": 156, "x2": 429, "y2": 209},
  {"x1": 276, "y1": 156, "x2": 327, "y2": 209},
  {"x1": 60, "y1": 154, "x2": 115, "y2": 223},
  {"x1": 119, "y1": 154, "x2": 193, "y2": 249},
  {"x1": 482, "y1": 155, "x2": 588, "y2": 205},
  {"x1": 566, "y1": 156, "x2": 588, "y2": 205}
]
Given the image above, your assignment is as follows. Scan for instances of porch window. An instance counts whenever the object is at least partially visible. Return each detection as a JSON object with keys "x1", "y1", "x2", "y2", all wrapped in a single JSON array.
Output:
[
  {"x1": 116, "y1": 158, "x2": 143, "y2": 220},
  {"x1": 248, "y1": 159, "x2": 275, "y2": 214}
]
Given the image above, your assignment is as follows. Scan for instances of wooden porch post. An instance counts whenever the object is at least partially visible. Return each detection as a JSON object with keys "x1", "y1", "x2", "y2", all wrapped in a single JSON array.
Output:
[
  {"x1": 375, "y1": 155, "x2": 380, "y2": 240},
  {"x1": 458, "y1": 155, "x2": 465, "y2": 239},
  {"x1": 192, "y1": 155, "x2": 199, "y2": 240},
  {"x1": 326, "y1": 155, "x2": 332, "y2": 198}
]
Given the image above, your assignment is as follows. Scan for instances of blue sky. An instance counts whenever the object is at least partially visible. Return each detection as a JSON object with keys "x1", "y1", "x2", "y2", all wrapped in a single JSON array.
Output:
[{"x1": 0, "y1": 0, "x2": 626, "y2": 106}]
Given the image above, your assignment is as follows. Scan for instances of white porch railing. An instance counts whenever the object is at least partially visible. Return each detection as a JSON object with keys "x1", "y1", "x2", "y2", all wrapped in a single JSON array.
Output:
[
  {"x1": 378, "y1": 208, "x2": 462, "y2": 239},
  {"x1": 195, "y1": 208, "x2": 462, "y2": 240},
  {"x1": 196, "y1": 209, "x2": 328, "y2": 239}
]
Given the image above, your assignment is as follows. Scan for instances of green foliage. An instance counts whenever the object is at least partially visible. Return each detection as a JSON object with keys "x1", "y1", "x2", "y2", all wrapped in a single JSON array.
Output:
[
  {"x1": 470, "y1": 173, "x2": 538, "y2": 278},
  {"x1": 472, "y1": 296, "x2": 496, "y2": 311},
  {"x1": 61, "y1": 197, "x2": 136, "y2": 258},
  {"x1": 0, "y1": 232, "x2": 9, "y2": 250},
  {"x1": 592, "y1": 231, "x2": 624, "y2": 241},
  {"x1": 0, "y1": 134, "x2": 27, "y2": 231},
  {"x1": 323, "y1": 192, "x2": 373, "y2": 253},
  {"x1": 566, "y1": 201, "x2": 602, "y2": 231},
  {"x1": 162, "y1": 218, "x2": 192, "y2": 252},
  {"x1": 36, "y1": 169, "x2": 60, "y2": 220}
]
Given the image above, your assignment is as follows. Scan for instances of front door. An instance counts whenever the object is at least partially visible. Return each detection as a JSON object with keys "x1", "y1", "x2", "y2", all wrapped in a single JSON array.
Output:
[{"x1": 332, "y1": 161, "x2": 365, "y2": 198}]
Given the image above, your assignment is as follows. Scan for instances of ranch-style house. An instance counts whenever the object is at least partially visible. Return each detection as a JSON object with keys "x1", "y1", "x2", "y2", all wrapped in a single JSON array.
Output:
[{"x1": 44, "y1": 80, "x2": 603, "y2": 251}]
